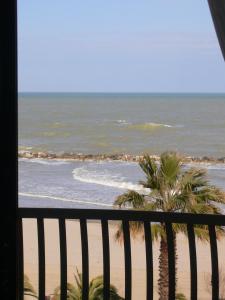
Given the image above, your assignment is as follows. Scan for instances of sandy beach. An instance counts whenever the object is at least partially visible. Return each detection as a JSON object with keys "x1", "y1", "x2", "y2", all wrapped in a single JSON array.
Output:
[{"x1": 22, "y1": 219, "x2": 225, "y2": 299}]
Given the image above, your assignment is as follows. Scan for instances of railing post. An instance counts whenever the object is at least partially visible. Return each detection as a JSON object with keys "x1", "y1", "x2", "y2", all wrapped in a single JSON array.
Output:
[
  {"x1": 80, "y1": 218, "x2": 89, "y2": 300},
  {"x1": 37, "y1": 218, "x2": 46, "y2": 300},
  {"x1": 101, "y1": 220, "x2": 110, "y2": 300},
  {"x1": 166, "y1": 223, "x2": 175, "y2": 300},
  {"x1": 17, "y1": 208, "x2": 225, "y2": 300},
  {"x1": 59, "y1": 218, "x2": 67, "y2": 300},
  {"x1": 209, "y1": 225, "x2": 219, "y2": 300},
  {"x1": 187, "y1": 224, "x2": 197, "y2": 300},
  {"x1": 144, "y1": 221, "x2": 153, "y2": 300},
  {"x1": 123, "y1": 220, "x2": 132, "y2": 300}
]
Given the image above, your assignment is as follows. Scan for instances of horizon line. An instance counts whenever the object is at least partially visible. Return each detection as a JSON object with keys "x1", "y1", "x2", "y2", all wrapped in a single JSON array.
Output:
[{"x1": 18, "y1": 91, "x2": 225, "y2": 94}]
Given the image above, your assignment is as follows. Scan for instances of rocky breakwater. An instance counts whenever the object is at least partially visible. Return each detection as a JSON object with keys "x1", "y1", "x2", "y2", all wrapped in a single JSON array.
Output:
[
  {"x1": 18, "y1": 150, "x2": 143, "y2": 161},
  {"x1": 18, "y1": 150, "x2": 225, "y2": 164}
]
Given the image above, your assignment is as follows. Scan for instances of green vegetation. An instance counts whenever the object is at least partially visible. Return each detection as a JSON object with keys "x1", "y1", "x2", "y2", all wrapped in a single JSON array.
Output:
[
  {"x1": 53, "y1": 268, "x2": 124, "y2": 300},
  {"x1": 114, "y1": 152, "x2": 225, "y2": 300},
  {"x1": 24, "y1": 274, "x2": 37, "y2": 299}
]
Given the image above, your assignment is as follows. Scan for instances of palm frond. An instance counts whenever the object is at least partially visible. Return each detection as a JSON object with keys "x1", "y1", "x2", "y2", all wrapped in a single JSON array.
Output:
[
  {"x1": 144, "y1": 201, "x2": 160, "y2": 211},
  {"x1": 159, "y1": 152, "x2": 181, "y2": 186},
  {"x1": 181, "y1": 168, "x2": 208, "y2": 191},
  {"x1": 194, "y1": 226, "x2": 210, "y2": 242},
  {"x1": 74, "y1": 267, "x2": 82, "y2": 291},
  {"x1": 151, "y1": 223, "x2": 166, "y2": 241},
  {"x1": 24, "y1": 275, "x2": 37, "y2": 298},
  {"x1": 114, "y1": 190, "x2": 145, "y2": 209},
  {"x1": 53, "y1": 283, "x2": 79, "y2": 300},
  {"x1": 114, "y1": 220, "x2": 144, "y2": 243},
  {"x1": 139, "y1": 154, "x2": 159, "y2": 189},
  {"x1": 176, "y1": 292, "x2": 187, "y2": 300},
  {"x1": 200, "y1": 186, "x2": 225, "y2": 203},
  {"x1": 53, "y1": 269, "x2": 124, "y2": 300},
  {"x1": 114, "y1": 152, "x2": 225, "y2": 245},
  {"x1": 186, "y1": 203, "x2": 221, "y2": 214}
]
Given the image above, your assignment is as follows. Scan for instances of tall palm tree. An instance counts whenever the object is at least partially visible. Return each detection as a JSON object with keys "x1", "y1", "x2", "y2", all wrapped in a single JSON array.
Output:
[
  {"x1": 53, "y1": 268, "x2": 124, "y2": 300},
  {"x1": 114, "y1": 152, "x2": 225, "y2": 300}
]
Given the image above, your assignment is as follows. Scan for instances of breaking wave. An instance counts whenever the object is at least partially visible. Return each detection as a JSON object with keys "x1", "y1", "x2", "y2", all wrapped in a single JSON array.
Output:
[
  {"x1": 127, "y1": 122, "x2": 173, "y2": 130},
  {"x1": 72, "y1": 167, "x2": 149, "y2": 193},
  {"x1": 19, "y1": 158, "x2": 69, "y2": 165},
  {"x1": 114, "y1": 120, "x2": 174, "y2": 129},
  {"x1": 186, "y1": 162, "x2": 225, "y2": 171}
]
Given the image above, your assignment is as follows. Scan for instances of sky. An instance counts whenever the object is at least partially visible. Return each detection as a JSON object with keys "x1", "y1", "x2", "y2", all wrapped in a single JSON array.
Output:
[{"x1": 18, "y1": 0, "x2": 225, "y2": 93}]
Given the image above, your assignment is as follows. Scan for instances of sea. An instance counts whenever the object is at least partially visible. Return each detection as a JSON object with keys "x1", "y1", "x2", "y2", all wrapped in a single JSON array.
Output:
[{"x1": 19, "y1": 93, "x2": 225, "y2": 209}]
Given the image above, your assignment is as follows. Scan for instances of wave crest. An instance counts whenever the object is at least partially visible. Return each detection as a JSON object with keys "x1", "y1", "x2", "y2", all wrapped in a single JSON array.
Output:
[
  {"x1": 72, "y1": 167, "x2": 149, "y2": 193},
  {"x1": 19, "y1": 158, "x2": 69, "y2": 165},
  {"x1": 127, "y1": 122, "x2": 172, "y2": 130}
]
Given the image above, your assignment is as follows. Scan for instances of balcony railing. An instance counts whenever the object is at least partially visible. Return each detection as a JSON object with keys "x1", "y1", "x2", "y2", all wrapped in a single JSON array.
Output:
[{"x1": 17, "y1": 208, "x2": 225, "y2": 300}]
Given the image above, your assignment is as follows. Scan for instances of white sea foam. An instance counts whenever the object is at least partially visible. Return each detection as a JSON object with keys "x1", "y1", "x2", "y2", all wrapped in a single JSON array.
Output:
[
  {"x1": 72, "y1": 167, "x2": 149, "y2": 193},
  {"x1": 19, "y1": 158, "x2": 69, "y2": 165},
  {"x1": 116, "y1": 120, "x2": 173, "y2": 128},
  {"x1": 148, "y1": 122, "x2": 172, "y2": 128},
  {"x1": 115, "y1": 119, "x2": 131, "y2": 125},
  {"x1": 127, "y1": 122, "x2": 173, "y2": 130},
  {"x1": 117, "y1": 119, "x2": 127, "y2": 123},
  {"x1": 19, "y1": 192, "x2": 113, "y2": 207},
  {"x1": 186, "y1": 162, "x2": 225, "y2": 171}
]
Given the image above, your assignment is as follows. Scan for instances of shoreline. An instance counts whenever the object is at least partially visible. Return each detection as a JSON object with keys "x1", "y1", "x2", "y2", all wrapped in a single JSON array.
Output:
[{"x1": 19, "y1": 150, "x2": 225, "y2": 164}]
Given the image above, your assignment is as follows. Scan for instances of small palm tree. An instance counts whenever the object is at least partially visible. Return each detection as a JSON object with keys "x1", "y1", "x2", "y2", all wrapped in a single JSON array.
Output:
[
  {"x1": 53, "y1": 268, "x2": 124, "y2": 300},
  {"x1": 24, "y1": 274, "x2": 37, "y2": 298},
  {"x1": 114, "y1": 152, "x2": 225, "y2": 300}
]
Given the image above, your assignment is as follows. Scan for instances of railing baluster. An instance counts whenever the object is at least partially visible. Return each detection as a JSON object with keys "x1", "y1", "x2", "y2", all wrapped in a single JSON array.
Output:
[
  {"x1": 18, "y1": 208, "x2": 225, "y2": 300},
  {"x1": 37, "y1": 218, "x2": 45, "y2": 300},
  {"x1": 144, "y1": 221, "x2": 153, "y2": 300},
  {"x1": 187, "y1": 224, "x2": 197, "y2": 300},
  {"x1": 209, "y1": 225, "x2": 219, "y2": 300},
  {"x1": 123, "y1": 220, "x2": 132, "y2": 300},
  {"x1": 59, "y1": 218, "x2": 67, "y2": 300},
  {"x1": 101, "y1": 220, "x2": 110, "y2": 300},
  {"x1": 166, "y1": 222, "x2": 175, "y2": 300},
  {"x1": 80, "y1": 218, "x2": 89, "y2": 300},
  {"x1": 17, "y1": 217, "x2": 24, "y2": 300}
]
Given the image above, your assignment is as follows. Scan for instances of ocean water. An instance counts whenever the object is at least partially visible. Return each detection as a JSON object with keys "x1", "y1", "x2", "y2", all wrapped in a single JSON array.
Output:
[{"x1": 19, "y1": 93, "x2": 225, "y2": 208}]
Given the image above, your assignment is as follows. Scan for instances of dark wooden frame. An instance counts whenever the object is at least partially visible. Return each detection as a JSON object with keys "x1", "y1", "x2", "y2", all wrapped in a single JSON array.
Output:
[
  {"x1": 208, "y1": 0, "x2": 225, "y2": 60},
  {"x1": 0, "y1": 1, "x2": 18, "y2": 300},
  {"x1": 0, "y1": 1, "x2": 224, "y2": 299}
]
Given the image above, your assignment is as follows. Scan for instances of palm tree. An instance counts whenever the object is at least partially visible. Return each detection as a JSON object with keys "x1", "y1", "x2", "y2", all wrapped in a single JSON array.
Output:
[
  {"x1": 114, "y1": 152, "x2": 225, "y2": 300},
  {"x1": 24, "y1": 274, "x2": 37, "y2": 299},
  {"x1": 53, "y1": 268, "x2": 124, "y2": 300}
]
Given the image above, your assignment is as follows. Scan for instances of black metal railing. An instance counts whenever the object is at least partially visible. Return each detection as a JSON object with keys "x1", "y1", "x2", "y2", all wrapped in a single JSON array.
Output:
[{"x1": 17, "y1": 208, "x2": 225, "y2": 300}]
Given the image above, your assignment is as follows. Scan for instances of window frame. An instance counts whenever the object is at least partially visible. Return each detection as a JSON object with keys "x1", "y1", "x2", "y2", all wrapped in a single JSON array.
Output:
[{"x1": 0, "y1": 1, "x2": 224, "y2": 298}]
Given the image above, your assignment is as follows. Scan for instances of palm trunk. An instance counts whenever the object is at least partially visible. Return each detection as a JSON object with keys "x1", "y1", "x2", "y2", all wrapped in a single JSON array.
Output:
[
  {"x1": 158, "y1": 233, "x2": 177, "y2": 300},
  {"x1": 158, "y1": 237, "x2": 169, "y2": 300}
]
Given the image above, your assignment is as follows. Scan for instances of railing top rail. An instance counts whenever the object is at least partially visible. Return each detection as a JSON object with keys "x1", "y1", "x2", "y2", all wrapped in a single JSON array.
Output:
[{"x1": 18, "y1": 207, "x2": 225, "y2": 225}]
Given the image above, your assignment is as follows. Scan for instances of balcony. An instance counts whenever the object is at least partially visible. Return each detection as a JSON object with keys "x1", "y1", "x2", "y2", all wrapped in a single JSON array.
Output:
[{"x1": 17, "y1": 208, "x2": 225, "y2": 300}]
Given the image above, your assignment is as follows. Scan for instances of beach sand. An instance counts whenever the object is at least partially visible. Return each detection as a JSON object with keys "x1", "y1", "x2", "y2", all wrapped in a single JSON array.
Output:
[{"x1": 23, "y1": 219, "x2": 225, "y2": 300}]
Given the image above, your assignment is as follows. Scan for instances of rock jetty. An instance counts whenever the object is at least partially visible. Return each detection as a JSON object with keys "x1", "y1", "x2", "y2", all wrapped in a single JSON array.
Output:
[{"x1": 18, "y1": 150, "x2": 225, "y2": 164}]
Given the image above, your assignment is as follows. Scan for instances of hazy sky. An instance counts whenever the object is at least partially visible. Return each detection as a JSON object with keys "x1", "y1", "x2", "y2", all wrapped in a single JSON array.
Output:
[{"x1": 18, "y1": 0, "x2": 225, "y2": 92}]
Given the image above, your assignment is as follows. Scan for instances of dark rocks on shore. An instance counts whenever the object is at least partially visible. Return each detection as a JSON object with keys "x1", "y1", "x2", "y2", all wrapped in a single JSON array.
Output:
[
  {"x1": 18, "y1": 150, "x2": 225, "y2": 164},
  {"x1": 218, "y1": 157, "x2": 225, "y2": 163}
]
